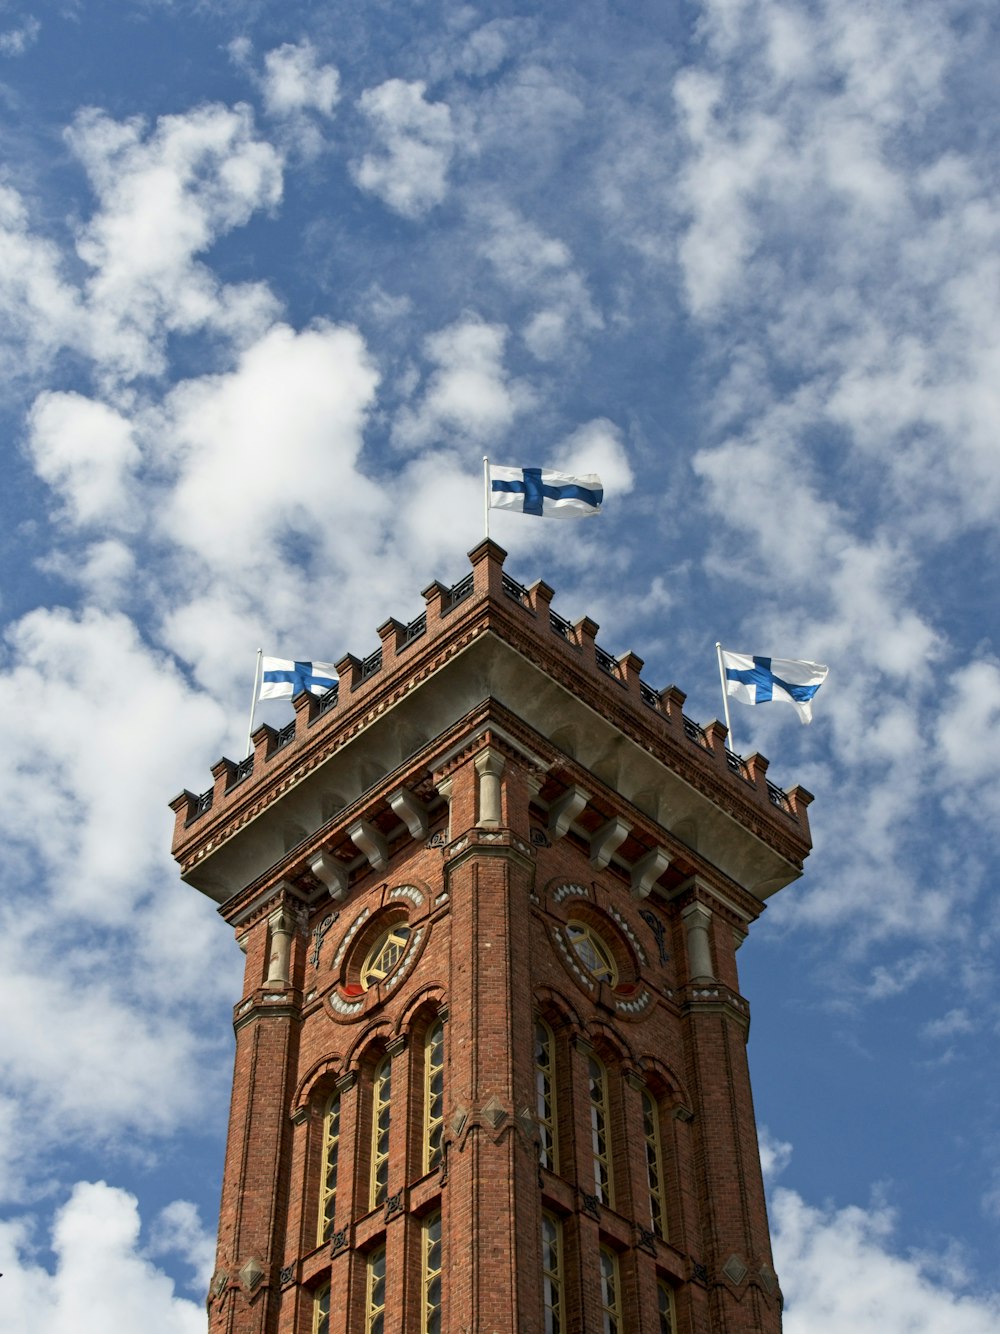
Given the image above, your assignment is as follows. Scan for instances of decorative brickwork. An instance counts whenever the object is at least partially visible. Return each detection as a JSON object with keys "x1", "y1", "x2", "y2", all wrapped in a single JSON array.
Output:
[{"x1": 172, "y1": 540, "x2": 813, "y2": 1332}]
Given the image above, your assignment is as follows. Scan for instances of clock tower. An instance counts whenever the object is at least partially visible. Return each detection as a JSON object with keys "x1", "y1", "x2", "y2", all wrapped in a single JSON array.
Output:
[{"x1": 171, "y1": 539, "x2": 813, "y2": 1333}]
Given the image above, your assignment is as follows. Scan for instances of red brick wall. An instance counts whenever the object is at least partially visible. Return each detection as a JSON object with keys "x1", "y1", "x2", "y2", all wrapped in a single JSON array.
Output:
[{"x1": 206, "y1": 744, "x2": 782, "y2": 1333}]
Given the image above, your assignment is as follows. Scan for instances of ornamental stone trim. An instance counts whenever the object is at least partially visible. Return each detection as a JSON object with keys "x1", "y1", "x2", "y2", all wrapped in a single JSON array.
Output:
[
  {"x1": 332, "y1": 907, "x2": 370, "y2": 971},
  {"x1": 614, "y1": 988, "x2": 652, "y2": 1016},
  {"x1": 238, "y1": 1257, "x2": 264, "y2": 1292},
  {"x1": 389, "y1": 883, "x2": 425, "y2": 906},
  {"x1": 723, "y1": 1255, "x2": 748, "y2": 1285},
  {"x1": 607, "y1": 904, "x2": 647, "y2": 965},
  {"x1": 553, "y1": 881, "x2": 589, "y2": 903}
]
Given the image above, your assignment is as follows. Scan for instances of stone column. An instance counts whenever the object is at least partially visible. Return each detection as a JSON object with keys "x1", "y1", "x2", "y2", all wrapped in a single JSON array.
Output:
[
  {"x1": 681, "y1": 902, "x2": 715, "y2": 982},
  {"x1": 474, "y1": 746, "x2": 505, "y2": 826}
]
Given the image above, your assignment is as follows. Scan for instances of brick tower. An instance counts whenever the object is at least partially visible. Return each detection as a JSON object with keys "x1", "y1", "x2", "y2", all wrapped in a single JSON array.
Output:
[{"x1": 171, "y1": 540, "x2": 813, "y2": 1334}]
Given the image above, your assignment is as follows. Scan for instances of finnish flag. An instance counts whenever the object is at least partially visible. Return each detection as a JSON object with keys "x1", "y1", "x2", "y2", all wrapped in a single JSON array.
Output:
[
  {"x1": 259, "y1": 658, "x2": 338, "y2": 701},
  {"x1": 722, "y1": 652, "x2": 829, "y2": 724},
  {"x1": 489, "y1": 464, "x2": 603, "y2": 518}
]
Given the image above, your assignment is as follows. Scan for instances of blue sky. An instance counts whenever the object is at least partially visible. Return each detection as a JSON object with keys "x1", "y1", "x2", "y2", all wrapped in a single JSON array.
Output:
[{"x1": 1, "y1": 0, "x2": 999, "y2": 1329}]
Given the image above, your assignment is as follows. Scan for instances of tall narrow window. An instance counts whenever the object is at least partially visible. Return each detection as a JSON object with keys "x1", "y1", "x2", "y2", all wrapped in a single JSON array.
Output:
[
  {"x1": 588, "y1": 1054, "x2": 613, "y2": 1205},
  {"x1": 535, "y1": 1019, "x2": 558, "y2": 1172},
  {"x1": 541, "y1": 1212, "x2": 563, "y2": 1334},
  {"x1": 313, "y1": 1283, "x2": 330, "y2": 1334},
  {"x1": 318, "y1": 1091, "x2": 340, "y2": 1242},
  {"x1": 422, "y1": 1210, "x2": 443, "y2": 1333},
  {"x1": 370, "y1": 1055, "x2": 391, "y2": 1209},
  {"x1": 365, "y1": 1245, "x2": 386, "y2": 1334},
  {"x1": 642, "y1": 1089, "x2": 666, "y2": 1239},
  {"x1": 424, "y1": 1020, "x2": 445, "y2": 1173},
  {"x1": 657, "y1": 1278, "x2": 676, "y2": 1334},
  {"x1": 599, "y1": 1248, "x2": 622, "y2": 1334}
]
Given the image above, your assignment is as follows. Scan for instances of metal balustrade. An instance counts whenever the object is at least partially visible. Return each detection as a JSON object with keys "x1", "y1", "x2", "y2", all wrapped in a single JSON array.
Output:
[
  {"x1": 445, "y1": 573, "x2": 474, "y2": 610},
  {"x1": 767, "y1": 782, "x2": 792, "y2": 813},
  {"x1": 317, "y1": 682, "x2": 339, "y2": 714},
  {"x1": 639, "y1": 681, "x2": 660, "y2": 709},
  {"x1": 403, "y1": 612, "x2": 427, "y2": 645},
  {"x1": 594, "y1": 645, "x2": 618, "y2": 676},
  {"x1": 501, "y1": 573, "x2": 529, "y2": 604},
  {"x1": 357, "y1": 649, "x2": 383, "y2": 684}
]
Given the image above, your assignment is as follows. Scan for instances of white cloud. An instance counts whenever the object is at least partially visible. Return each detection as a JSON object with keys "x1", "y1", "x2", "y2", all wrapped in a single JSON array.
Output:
[
  {"x1": 227, "y1": 38, "x2": 342, "y2": 159},
  {"x1": 0, "y1": 909, "x2": 216, "y2": 1146},
  {"x1": 393, "y1": 315, "x2": 534, "y2": 449},
  {"x1": 353, "y1": 79, "x2": 456, "y2": 219},
  {"x1": 549, "y1": 417, "x2": 633, "y2": 497},
  {"x1": 453, "y1": 18, "x2": 529, "y2": 77},
  {"x1": 0, "y1": 14, "x2": 40, "y2": 56},
  {"x1": 27, "y1": 392, "x2": 139, "y2": 529},
  {"x1": 471, "y1": 62, "x2": 584, "y2": 165},
  {"x1": 758, "y1": 1126, "x2": 794, "y2": 1183},
  {"x1": 774, "y1": 1187, "x2": 1000, "y2": 1334},
  {"x1": 0, "y1": 1183, "x2": 205, "y2": 1334},
  {"x1": 157, "y1": 320, "x2": 381, "y2": 579},
  {"x1": 0, "y1": 184, "x2": 83, "y2": 374},
  {"x1": 935, "y1": 660, "x2": 1000, "y2": 796},
  {"x1": 66, "y1": 102, "x2": 283, "y2": 382},
  {"x1": 149, "y1": 1199, "x2": 216, "y2": 1295},
  {"x1": 261, "y1": 39, "x2": 340, "y2": 119},
  {"x1": 921, "y1": 1008, "x2": 974, "y2": 1042},
  {"x1": 473, "y1": 202, "x2": 602, "y2": 360},
  {"x1": 0, "y1": 606, "x2": 227, "y2": 917},
  {"x1": 36, "y1": 538, "x2": 137, "y2": 603}
]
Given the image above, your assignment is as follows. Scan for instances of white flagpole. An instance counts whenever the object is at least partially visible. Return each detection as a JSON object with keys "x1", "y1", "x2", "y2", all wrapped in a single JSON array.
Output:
[
  {"x1": 483, "y1": 455, "x2": 490, "y2": 541},
  {"x1": 716, "y1": 642, "x2": 735, "y2": 753},
  {"x1": 245, "y1": 648, "x2": 263, "y2": 758}
]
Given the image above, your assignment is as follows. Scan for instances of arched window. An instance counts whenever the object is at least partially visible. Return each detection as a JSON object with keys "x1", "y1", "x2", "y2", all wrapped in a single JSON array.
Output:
[
  {"x1": 535, "y1": 1019, "x2": 558, "y2": 1172},
  {"x1": 365, "y1": 1245, "x2": 386, "y2": 1334},
  {"x1": 422, "y1": 1210, "x2": 442, "y2": 1333},
  {"x1": 642, "y1": 1088, "x2": 666, "y2": 1239},
  {"x1": 370, "y1": 1055, "x2": 391, "y2": 1209},
  {"x1": 424, "y1": 1019, "x2": 445, "y2": 1173},
  {"x1": 313, "y1": 1283, "x2": 330, "y2": 1334},
  {"x1": 541, "y1": 1212, "x2": 563, "y2": 1334},
  {"x1": 657, "y1": 1278, "x2": 677, "y2": 1333},
  {"x1": 318, "y1": 1091, "x2": 340, "y2": 1243},
  {"x1": 599, "y1": 1248, "x2": 622, "y2": 1334},
  {"x1": 587, "y1": 1053, "x2": 614, "y2": 1206}
]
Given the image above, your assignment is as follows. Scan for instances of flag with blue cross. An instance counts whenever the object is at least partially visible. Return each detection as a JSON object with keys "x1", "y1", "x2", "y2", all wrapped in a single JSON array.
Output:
[
  {"x1": 259, "y1": 657, "x2": 338, "y2": 702},
  {"x1": 720, "y1": 651, "x2": 829, "y2": 724},
  {"x1": 488, "y1": 463, "x2": 603, "y2": 518}
]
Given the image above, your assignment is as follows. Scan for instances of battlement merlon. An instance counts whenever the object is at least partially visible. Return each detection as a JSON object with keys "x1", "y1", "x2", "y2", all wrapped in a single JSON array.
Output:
[{"x1": 170, "y1": 540, "x2": 813, "y2": 909}]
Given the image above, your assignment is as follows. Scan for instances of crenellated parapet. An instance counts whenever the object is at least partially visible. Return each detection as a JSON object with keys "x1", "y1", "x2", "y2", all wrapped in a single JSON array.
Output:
[{"x1": 171, "y1": 540, "x2": 812, "y2": 914}]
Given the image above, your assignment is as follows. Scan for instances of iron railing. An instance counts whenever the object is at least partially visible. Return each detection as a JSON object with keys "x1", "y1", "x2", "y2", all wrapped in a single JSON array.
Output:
[
  {"x1": 445, "y1": 572, "x2": 474, "y2": 610},
  {"x1": 549, "y1": 610, "x2": 574, "y2": 641},
  {"x1": 502, "y1": 573, "x2": 529, "y2": 605},
  {"x1": 357, "y1": 648, "x2": 383, "y2": 684},
  {"x1": 403, "y1": 611, "x2": 427, "y2": 645},
  {"x1": 594, "y1": 645, "x2": 618, "y2": 676}
]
